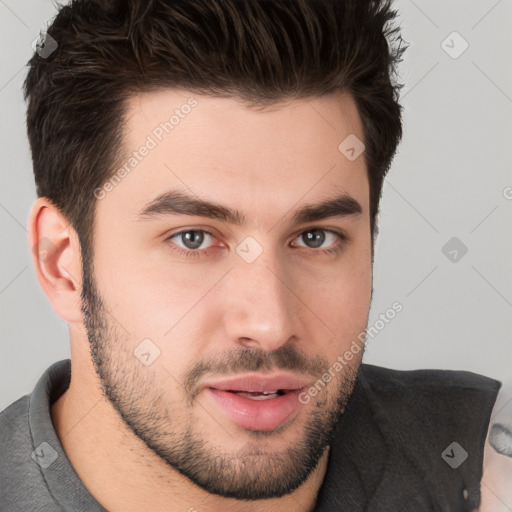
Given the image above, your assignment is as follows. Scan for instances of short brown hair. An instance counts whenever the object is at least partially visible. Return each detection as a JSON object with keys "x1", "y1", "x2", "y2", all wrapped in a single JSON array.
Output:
[{"x1": 24, "y1": 0, "x2": 407, "y2": 266}]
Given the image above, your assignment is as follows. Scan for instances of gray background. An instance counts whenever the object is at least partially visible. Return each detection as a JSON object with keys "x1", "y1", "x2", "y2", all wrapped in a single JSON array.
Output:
[{"x1": 1, "y1": 0, "x2": 511, "y2": 412}]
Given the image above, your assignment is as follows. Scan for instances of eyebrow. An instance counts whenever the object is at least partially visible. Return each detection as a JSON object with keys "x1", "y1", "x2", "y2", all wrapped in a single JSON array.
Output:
[{"x1": 137, "y1": 190, "x2": 363, "y2": 226}]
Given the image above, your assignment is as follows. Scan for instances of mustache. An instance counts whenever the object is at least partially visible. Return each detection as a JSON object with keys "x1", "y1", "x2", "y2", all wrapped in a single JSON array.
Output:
[{"x1": 184, "y1": 344, "x2": 330, "y2": 401}]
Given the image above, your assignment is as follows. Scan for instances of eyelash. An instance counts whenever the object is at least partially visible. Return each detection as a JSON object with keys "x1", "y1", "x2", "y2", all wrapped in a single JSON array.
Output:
[{"x1": 165, "y1": 228, "x2": 348, "y2": 259}]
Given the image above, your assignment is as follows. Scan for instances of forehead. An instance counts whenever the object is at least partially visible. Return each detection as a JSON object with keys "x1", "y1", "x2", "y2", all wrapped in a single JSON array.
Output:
[
  {"x1": 97, "y1": 89, "x2": 369, "y2": 226},
  {"x1": 124, "y1": 88, "x2": 364, "y2": 147}
]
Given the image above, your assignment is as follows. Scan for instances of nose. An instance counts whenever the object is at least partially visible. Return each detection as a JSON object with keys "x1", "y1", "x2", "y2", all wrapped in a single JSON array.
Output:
[{"x1": 222, "y1": 249, "x2": 300, "y2": 352}]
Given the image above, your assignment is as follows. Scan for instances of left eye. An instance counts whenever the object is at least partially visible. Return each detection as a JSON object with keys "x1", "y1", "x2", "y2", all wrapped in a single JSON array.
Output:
[
  {"x1": 168, "y1": 229, "x2": 215, "y2": 251},
  {"x1": 292, "y1": 228, "x2": 341, "y2": 250}
]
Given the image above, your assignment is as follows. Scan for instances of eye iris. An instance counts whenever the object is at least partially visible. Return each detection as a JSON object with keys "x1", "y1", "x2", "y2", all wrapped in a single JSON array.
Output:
[
  {"x1": 303, "y1": 229, "x2": 325, "y2": 249},
  {"x1": 182, "y1": 231, "x2": 204, "y2": 250}
]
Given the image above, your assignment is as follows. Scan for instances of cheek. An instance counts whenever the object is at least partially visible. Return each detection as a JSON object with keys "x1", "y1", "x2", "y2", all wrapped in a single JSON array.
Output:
[
  {"x1": 321, "y1": 273, "x2": 371, "y2": 333},
  {"x1": 307, "y1": 249, "x2": 372, "y2": 348},
  {"x1": 95, "y1": 232, "x2": 214, "y2": 319}
]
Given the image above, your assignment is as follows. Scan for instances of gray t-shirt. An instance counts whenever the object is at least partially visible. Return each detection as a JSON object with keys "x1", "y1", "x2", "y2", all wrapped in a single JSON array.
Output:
[
  {"x1": 0, "y1": 359, "x2": 501, "y2": 511},
  {"x1": 0, "y1": 359, "x2": 106, "y2": 512}
]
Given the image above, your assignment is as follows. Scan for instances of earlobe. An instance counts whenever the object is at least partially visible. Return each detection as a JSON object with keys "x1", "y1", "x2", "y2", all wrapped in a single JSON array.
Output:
[{"x1": 28, "y1": 197, "x2": 83, "y2": 324}]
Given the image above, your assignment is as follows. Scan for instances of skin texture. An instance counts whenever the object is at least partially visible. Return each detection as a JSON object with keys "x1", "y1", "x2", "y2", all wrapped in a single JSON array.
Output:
[{"x1": 29, "y1": 90, "x2": 373, "y2": 512}]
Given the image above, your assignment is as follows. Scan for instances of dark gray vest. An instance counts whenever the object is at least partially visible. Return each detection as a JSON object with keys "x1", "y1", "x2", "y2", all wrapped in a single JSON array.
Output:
[{"x1": 313, "y1": 364, "x2": 501, "y2": 512}]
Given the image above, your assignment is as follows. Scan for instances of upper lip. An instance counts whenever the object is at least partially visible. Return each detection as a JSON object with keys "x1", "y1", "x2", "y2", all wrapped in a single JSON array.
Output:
[{"x1": 203, "y1": 373, "x2": 311, "y2": 393}]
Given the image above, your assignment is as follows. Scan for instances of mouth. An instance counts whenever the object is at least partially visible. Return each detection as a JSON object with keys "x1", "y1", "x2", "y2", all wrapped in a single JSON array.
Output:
[
  {"x1": 205, "y1": 385, "x2": 308, "y2": 431},
  {"x1": 201, "y1": 372, "x2": 311, "y2": 431}
]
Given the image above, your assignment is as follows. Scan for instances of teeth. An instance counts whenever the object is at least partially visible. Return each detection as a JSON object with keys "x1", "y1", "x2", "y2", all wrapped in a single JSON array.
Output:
[
  {"x1": 230, "y1": 390, "x2": 280, "y2": 394},
  {"x1": 233, "y1": 390, "x2": 284, "y2": 400},
  {"x1": 236, "y1": 391, "x2": 279, "y2": 400}
]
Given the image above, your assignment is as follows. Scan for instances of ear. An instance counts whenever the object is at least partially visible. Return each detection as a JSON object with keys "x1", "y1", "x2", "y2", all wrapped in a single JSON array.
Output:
[{"x1": 28, "y1": 197, "x2": 84, "y2": 323}]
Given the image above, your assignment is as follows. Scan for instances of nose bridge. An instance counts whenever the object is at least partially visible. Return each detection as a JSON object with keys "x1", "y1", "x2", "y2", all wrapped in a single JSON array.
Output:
[{"x1": 225, "y1": 243, "x2": 298, "y2": 350}]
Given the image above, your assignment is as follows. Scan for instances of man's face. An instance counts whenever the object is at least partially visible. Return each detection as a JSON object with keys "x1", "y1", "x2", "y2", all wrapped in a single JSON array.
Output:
[{"x1": 82, "y1": 90, "x2": 372, "y2": 500}]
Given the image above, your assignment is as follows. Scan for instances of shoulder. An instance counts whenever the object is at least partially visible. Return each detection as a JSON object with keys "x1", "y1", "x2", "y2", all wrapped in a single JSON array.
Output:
[
  {"x1": 479, "y1": 380, "x2": 512, "y2": 512},
  {"x1": 0, "y1": 395, "x2": 34, "y2": 468},
  {"x1": 358, "y1": 363, "x2": 501, "y2": 441},
  {"x1": 0, "y1": 393, "x2": 65, "y2": 510},
  {"x1": 0, "y1": 395, "x2": 42, "y2": 506},
  {"x1": 0, "y1": 394, "x2": 30, "y2": 439},
  {"x1": 357, "y1": 364, "x2": 501, "y2": 440},
  {"x1": 359, "y1": 363, "x2": 501, "y2": 392},
  {"x1": 355, "y1": 364, "x2": 503, "y2": 510}
]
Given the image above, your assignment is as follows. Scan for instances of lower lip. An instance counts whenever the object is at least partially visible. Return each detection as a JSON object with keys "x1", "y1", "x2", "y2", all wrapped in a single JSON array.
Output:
[{"x1": 206, "y1": 387, "x2": 305, "y2": 431}]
